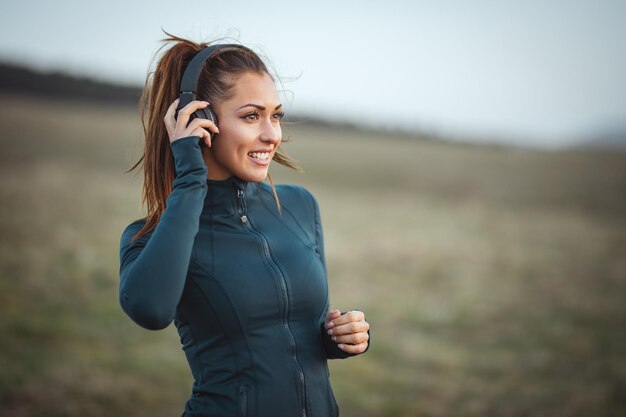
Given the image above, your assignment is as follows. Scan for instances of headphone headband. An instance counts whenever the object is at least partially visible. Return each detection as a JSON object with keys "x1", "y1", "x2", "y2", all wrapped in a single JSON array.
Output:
[{"x1": 178, "y1": 43, "x2": 251, "y2": 111}]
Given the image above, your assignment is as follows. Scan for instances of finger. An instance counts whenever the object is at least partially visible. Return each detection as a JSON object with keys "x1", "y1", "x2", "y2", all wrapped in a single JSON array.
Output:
[
  {"x1": 164, "y1": 98, "x2": 180, "y2": 134},
  {"x1": 331, "y1": 331, "x2": 369, "y2": 345},
  {"x1": 202, "y1": 132, "x2": 212, "y2": 148},
  {"x1": 191, "y1": 127, "x2": 212, "y2": 144},
  {"x1": 176, "y1": 100, "x2": 209, "y2": 130},
  {"x1": 337, "y1": 341, "x2": 368, "y2": 354},
  {"x1": 330, "y1": 310, "x2": 365, "y2": 327},
  {"x1": 165, "y1": 98, "x2": 179, "y2": 118},
  {"x1": 186, "y1": 117, "x2": 220, "y2": 135},
  {"x1": 325, "y1": 309, "x2": 341, "y2": 327},
  {"x1": 328, "y1": 320, "x2": 369, "y2": 336}
]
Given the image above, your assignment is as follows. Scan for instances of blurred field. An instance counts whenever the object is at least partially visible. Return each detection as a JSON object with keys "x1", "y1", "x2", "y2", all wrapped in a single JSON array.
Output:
[{"x1": 0, "y1": 93, "x2": 625, "y2": 417}]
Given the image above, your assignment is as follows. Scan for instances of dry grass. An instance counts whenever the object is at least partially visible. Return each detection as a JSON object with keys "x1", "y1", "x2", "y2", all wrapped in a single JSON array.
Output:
[{"x1": 1, "y1": 93, "x2": 625, "y2": 416}]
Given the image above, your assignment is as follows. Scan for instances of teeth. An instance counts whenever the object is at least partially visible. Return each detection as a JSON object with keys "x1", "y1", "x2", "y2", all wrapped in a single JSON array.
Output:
[{"x1": 249, "y1": 152, "x2": 270, "y2": 160}]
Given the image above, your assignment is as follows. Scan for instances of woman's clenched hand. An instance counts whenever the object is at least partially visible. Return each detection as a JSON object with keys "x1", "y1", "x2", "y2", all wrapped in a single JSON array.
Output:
[{"x1": 324, "y1": 309, "x2": 369, "y2": 355}]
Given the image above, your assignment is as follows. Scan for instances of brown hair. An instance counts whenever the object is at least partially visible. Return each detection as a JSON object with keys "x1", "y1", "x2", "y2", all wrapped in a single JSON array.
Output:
[{"x1": 126, "y1": 30, "x2": 300, "y2": 242}]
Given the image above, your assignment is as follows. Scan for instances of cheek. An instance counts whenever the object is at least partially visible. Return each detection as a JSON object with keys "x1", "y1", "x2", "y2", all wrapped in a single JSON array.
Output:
[
  {"x1": 277, "y1": 128, "x2": 283, "y2": 144},
  {"x1": 212, "y1": 136, "x2": 247, "y2": 165}
]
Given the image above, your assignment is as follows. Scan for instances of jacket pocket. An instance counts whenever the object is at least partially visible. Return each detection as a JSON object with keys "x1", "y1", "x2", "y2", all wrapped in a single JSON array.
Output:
[{"x1": 238, "y1": 385, "x2": 248, "y2": 417}]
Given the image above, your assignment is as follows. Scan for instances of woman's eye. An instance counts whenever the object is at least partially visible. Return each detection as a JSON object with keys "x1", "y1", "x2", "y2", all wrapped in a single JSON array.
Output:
[
  {"x1": 243, "y1": 112, "x2": 260, "y2": 120},
  {"x1": 241, "y1": 111, "x2": 284, "y2": 121}
]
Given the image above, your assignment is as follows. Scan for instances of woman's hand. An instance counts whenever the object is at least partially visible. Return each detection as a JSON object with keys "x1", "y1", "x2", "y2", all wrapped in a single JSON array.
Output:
[
  {"x1": 163, "y1": 98, "x2": 220, "y2": 145},
  {"x1": 324, "y1": 309, "x2": 369, "y2": 354}
]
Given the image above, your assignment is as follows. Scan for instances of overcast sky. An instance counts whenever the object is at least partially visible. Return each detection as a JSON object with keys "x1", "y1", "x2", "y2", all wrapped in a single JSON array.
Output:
[{"x1": 1, "y1": 1, "x2": 625, "y2": 148}]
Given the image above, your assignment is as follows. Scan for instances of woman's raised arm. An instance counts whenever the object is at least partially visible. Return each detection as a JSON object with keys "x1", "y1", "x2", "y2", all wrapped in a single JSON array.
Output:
[{"x1": 119, "y1": 135, "x2": 207, "y2": 330}]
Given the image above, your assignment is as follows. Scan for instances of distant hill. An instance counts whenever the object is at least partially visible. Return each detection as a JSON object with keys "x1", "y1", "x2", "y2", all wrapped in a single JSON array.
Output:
[
  {"x1": 0, "y1": 60, "x2": 554, "y2": 152},
  {"x1": 571, "y1": 125, "x2": 626, "y2": 150},
  {"x1": 0, "y1": 61, "x2": 447, "y2": 144},
  {"x1": 3, "y1": 61, "x2": 625, "y2": 151},
  {"x1": 0, "y1": 61, "x2": 142, "y2": 105},
  {"x1": 579, "y1": 137, "x2": 626, "y2": 150}
]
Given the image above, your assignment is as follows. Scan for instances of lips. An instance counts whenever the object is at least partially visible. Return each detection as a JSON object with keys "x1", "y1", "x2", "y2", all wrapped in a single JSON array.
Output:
[
  {"x1": 248, "y1": 151, "x2": 270, "y2": 161},
  {"x1": 247, "y1": 149, "x2": 273, "y2": 166}
]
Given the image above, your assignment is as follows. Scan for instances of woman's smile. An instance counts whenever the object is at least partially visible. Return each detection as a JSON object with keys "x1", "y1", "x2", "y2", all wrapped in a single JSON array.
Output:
[{"x1": 247, "y1": 149, "x2": 273, "y2": 165}]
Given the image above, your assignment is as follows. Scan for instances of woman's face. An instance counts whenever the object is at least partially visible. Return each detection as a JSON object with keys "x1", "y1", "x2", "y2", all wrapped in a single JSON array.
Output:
[{"x1": 203, "y1": 71, "x2": 283, "y2": 183}]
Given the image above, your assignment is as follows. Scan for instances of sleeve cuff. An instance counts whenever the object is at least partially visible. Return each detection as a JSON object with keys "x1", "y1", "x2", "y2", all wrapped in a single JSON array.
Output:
[{"x1": 170, "y1": 136, "x2": 207, "y2": 177}]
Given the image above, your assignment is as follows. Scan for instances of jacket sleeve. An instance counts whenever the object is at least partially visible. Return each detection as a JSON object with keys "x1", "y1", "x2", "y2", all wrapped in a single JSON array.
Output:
[
  {"x1": 307, "y1": 189, "x2": 370, "y2": 359},
  {"x1": 118, "y1": 136, "x2": 208, "y2": 330}
]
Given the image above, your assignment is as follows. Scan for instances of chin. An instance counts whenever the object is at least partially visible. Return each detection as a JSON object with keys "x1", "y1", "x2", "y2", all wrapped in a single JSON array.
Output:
[{"x1": 241, "y1": 170, "x2": 268, "y2": 183}]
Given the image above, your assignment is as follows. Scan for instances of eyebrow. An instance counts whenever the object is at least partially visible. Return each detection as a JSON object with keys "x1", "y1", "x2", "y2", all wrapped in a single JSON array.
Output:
[{"x1": 237, "y1": 103, "x2": 283, "y2": 111}]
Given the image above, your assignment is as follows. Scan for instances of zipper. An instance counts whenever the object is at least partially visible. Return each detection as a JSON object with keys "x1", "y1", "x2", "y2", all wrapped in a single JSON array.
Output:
[
  {"x1": 236, "y1": 186, "x2": 308, "y2": 417},
  {"x1": 238, "y1": 385, "x2": 247, "y2": 417}
]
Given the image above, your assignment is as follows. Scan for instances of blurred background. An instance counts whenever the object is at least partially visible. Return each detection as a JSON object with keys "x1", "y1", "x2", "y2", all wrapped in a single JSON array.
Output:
[{"x1": 0, "y1": 1, "x2": 625, "y2": 416}]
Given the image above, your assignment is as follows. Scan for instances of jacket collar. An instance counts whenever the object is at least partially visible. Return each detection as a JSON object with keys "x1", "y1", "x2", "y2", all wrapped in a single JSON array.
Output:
[
  {"x1": 205, "y1": 175, "x2": 251, "y2": 191},
  {"x1": 203, "y1": 176, "x2": 257, "y2": 217}
]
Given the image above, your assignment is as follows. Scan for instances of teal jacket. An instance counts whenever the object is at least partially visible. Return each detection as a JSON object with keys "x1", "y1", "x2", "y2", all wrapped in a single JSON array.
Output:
[{"x1": 119, "y1": 136, "x2": 368, "y2": 417}]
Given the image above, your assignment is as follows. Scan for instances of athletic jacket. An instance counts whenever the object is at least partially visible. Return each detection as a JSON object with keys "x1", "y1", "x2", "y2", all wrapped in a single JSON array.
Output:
[{"x1": 118, "y1": 135, "x2": 368, "y2": 417}]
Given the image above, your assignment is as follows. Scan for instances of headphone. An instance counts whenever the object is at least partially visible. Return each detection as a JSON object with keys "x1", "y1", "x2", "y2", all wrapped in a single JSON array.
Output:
[{"x1": 176, "y1": 43, "x2": 253, "y2": 141}]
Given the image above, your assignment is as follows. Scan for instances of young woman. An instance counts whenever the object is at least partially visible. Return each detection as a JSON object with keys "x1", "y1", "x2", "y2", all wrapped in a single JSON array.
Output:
[{"x1": 119, "y1": 33, "x2": 370, "y2": 417}]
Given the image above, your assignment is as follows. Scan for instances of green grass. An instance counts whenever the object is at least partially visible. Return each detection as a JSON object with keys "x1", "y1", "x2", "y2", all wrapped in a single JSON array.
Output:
[{"x1": 1, "y1": 93, "x2": 625, "y2": 416}]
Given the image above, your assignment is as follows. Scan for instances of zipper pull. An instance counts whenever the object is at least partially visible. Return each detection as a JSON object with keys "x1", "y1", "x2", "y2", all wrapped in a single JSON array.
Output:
[{"x1": 236, "y1": 187, "x2": 248, "y2": 223}]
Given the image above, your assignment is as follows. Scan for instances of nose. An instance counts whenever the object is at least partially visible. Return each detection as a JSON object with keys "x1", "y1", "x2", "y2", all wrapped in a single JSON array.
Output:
[{"x1": 259, "y1": 117, "x2": 281, "y2": 145}]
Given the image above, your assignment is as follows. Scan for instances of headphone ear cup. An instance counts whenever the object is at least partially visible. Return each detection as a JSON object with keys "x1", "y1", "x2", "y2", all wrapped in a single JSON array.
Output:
[
  {"x1": 191, "y1": 106, "x2": 219, "y2": 141},
  {"x1": 208, "y1": 107, "x2": 219, "y2": 126}
]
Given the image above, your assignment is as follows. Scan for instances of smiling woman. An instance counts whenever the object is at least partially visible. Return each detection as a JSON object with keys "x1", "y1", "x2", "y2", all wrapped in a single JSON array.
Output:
[{"x1": 118, "y1": 30, "x2": 370, "y2": 417}]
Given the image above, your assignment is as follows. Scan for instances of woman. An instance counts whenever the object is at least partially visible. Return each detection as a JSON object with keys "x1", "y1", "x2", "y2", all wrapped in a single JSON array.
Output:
[{"x1": 119, "y1": 33, "x2": 370, "y2": 417}]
